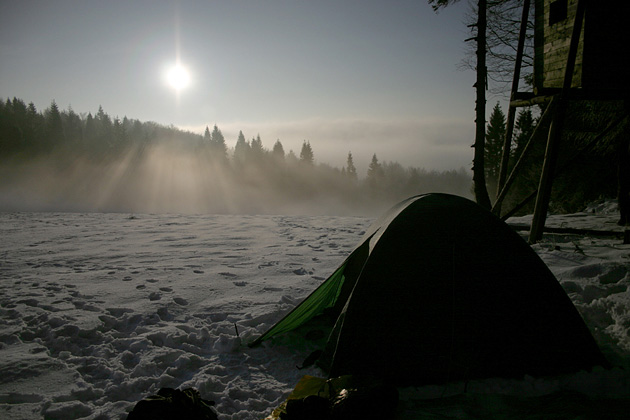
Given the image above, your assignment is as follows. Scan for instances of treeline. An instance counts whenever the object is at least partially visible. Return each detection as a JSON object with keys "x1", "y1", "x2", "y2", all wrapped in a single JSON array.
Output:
[{"x1": 0, "y1": 97, "x2": 472, "y2": 215}]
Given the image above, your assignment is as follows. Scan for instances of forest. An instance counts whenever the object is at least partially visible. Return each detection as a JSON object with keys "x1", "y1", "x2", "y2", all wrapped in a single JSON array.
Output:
[
  {"x1": 0, "y1": 97, "x2": 473, "y2": 215},
  {"x1": 1, "y1": 96, "x2": 625, "y2": 216}
]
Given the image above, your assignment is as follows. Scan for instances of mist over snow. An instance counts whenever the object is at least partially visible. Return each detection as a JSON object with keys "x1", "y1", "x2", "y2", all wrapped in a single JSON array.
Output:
[{"x1": 0, "y1": 141, "x2": 473, "y2": 216}]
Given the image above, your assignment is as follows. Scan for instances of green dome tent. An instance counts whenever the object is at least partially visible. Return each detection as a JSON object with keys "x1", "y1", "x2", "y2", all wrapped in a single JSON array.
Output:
[{"x1": 250, "y1": 194, "x2": 608, "y2": 385}]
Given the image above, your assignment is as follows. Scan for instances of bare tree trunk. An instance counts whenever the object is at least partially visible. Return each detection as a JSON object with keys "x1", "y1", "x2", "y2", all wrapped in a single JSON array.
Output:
[{"x1": 473, "y1": 0, "x2": 491, "y2": 209}]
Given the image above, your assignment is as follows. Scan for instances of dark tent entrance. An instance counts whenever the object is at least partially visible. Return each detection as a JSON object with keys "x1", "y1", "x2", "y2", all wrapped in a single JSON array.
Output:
[{"x1": 250, "y1": 194, "x2": 607, "y2": 386}]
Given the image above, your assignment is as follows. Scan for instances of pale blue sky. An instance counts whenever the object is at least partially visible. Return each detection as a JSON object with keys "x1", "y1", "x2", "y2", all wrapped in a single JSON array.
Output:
[{"x1": 0, "y1": 0, "x2": 500, "y2": 172}]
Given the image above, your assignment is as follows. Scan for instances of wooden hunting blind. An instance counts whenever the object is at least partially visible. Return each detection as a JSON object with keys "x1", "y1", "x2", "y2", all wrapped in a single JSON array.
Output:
[
  {"x1": 534, "y1": 0, "x2": 630, "y2": 94},
  {"x1": 494, "y1": 0, "x2": 630, "y2": 243}
]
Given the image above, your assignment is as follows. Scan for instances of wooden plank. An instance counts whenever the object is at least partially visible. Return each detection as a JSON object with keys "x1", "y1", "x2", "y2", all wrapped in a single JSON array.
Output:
[
  {"x1": 540, "y1": 0, "x2": 584, "y2": 89},
  {"x1": 530, "y1": 0, "x2": 586, "y2": 244},
  {"x1": 510, "y1": 224, "x2": 625, "y2": 238}
]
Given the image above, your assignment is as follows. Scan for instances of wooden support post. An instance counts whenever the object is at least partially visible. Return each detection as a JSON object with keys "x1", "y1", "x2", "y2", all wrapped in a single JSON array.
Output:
[
  {"x1": 528, "y1": 0, "x2": 585, "y2": 244},
  {"x1": 501, "y1": 112, "x2": 627, "y2": 223},
  {"x1": 492, "y1": 97, "x2": 557, "y2": 215},
  {"x1": 495, "y1": 0, "x2": 531, "y2": 216},
  {"x1": 529, "y1": 108, "x2": 565, "y2": 243}
]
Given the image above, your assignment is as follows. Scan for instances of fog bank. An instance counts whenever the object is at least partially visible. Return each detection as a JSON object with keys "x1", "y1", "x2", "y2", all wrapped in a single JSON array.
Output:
[{"x1": 0, "y1": 144, "x2": 472, "y2": 216}]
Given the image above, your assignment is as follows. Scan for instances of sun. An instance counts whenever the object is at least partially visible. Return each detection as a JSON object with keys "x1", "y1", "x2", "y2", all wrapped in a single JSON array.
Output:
[{"x1": 165, "y1": 64, "x2": 191, "y2": 91}]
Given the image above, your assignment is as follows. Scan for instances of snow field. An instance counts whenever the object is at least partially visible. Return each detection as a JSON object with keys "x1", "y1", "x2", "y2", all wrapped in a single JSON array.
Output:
[
  {"x1": 0, "y1": 213, "x2": 367, "y2": 419},
  {"x1": 1, "y1": 203, "x2": 629, "y2": 419}
]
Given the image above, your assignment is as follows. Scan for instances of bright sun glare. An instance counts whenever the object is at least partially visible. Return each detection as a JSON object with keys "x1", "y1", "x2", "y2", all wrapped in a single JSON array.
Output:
[{"x1": 166, "y1": 64, "x2": 191, "y2": 91}]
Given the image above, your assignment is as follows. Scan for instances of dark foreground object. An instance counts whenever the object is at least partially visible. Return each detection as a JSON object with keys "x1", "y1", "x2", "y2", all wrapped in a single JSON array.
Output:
[
  {"x1": 272, "y1": 375, "x2": 398, "y2": 420},
  {"x1": 127, "y1": 387, "x2": 217, "y2": 420},
  {"x1": 253, "y1": 194, "x2": 609, "y2": 386}
]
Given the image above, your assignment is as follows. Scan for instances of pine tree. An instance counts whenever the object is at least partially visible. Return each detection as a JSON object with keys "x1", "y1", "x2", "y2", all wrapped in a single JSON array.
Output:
[
  {"x1": 25, "y1": 101, "x2": 42, "y2": 150},
  {"x1": 485, "y1": 102, "x2": 506, "y2": 197},
  {"x1": 45, "y1": 100, "x2": 64, "y2": 149},
  {"x1": 513, "y1": 108, "x2": 535, "y2": 160},
  {"x1": 8, "y1": 98, "x2": 28, "y2": 151},
  {"x1": 63, "y1": 105, "x2": 83, "y2": 146},
  {"x1": 509, "y1": 107, "x2": 541, "y2": 211},
  {"x1": 0, "y1": 99, "x2": 18, "y2": 155},
  {"x1": 299, "y1": 140, "x2": 314, "y2": 165},
  {"x1": 84, "y1": 112, "x2": 97, "y2": 153},
  {"x1": 113, "y1": 116, "x2": 126, "y2": 151},
  {"x1": 286, "y1": 150, "x2": 299, "y2": 167},
  {"x1": 250, "y1": 134, "x2": 264, "y2": 161},
  {"x1": 367, "y1": 153, "x2": 383, "y2": 188},
  {"x1": 346, "y1": 152, "x2": 358, "y2": 182},
  {"x1": 95, "y1": 105, "x2": 113, "y2": 153},
  {"x1": 429, "y1": 0, "x2": 492, "y2": 209},
  {"x1": 233, "y1": 130, "x2": 249, "y2": 167},
  {"x1": 272, "y1": 139, "x2": 285, "y2": 160},
  {"x1": 210, "y1": 125, "x2": 227, "y2": 161}
]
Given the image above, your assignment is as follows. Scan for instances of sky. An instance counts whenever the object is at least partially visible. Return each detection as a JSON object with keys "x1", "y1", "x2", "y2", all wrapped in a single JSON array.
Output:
[{"x1": 0, "y1": 0, "x2": 501, "y2": 174}]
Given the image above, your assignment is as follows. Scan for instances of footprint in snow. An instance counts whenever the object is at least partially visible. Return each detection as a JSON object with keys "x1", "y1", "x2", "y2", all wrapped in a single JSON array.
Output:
[
  {"x1": 193, "y1": 270, "x2": 204, "y2": 274},
  {"x1": 219, "y1": 272, "x2": 237, "y2": 278},
  {"x1": 159, "y1": 287, "x2": 173, "y2": 292},
  {"x1": 107, "y1": 307, "x2": 134, "y2": 318},
  {"x1": 258, "y1": 261, "x2": 278, "y2": 269},
  {"x1": 173, "y1": 297, "x2": 188, "y2": 306},
  {"x1": 233, "y1": 281, "x2": 248, "y2": 287},
  {"x1": 600, "y1": 265, "x2": 628, "y2": 284},
  {"x1": 149, "y1": 292, "x2": 161, "y2": 301}
]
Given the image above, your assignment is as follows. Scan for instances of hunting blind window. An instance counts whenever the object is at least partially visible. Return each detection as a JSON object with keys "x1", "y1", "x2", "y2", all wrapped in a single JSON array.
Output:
[{"x1": 549, "y1": 0, "x2": 568, "y2": 25}]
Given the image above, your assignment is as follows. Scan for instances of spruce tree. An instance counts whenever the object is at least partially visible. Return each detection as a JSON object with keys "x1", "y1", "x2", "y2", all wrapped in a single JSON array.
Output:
[
  {"x1": 485, "y1": 102, "x2": 506, "y2": 197},
  {"x1": 113, "y1": 116, "x2": 126, "y2": 151},
  {"x1": 513, "y1": 108, "x2": 535, "y2": 160},
  {"x1": 26, "y1": 101, "x2": 42, "y2": 150},
  {"x1": 299, "y1": 140, "x2": 314, "y2": 165},
  {"x1": 233, "y1": 130, "x2": 249, "y2": 167},
  {"x1": 367, "y1": 153, "x2": 383, "y2": 188},
  {"x1": 95, "y1": 105, "x2": 113, "y2": 153},
  {"x1": 346, "y1": 152, "x2": 358, "y2": 182},
  {"x1": 63, "y1": 105, "x2": 83, "y2": 146},
  {"x1": 272, "y1": 139, "x2": 285, "y2": 160},
  {"x1": 429, "y1": 0, "x2": 492, "y2": 209},
  {"x1": 84, "y1": 113, "x2": 97, "y2": 153},
  {"x1": 45, "y1": 100, "x2": 64, "y2": 150},
  {"x1": 250, "y1": 134, "x2": 264, "y2": 162},
  {"x1": 210, "y1": 125, "x2": 227, "y2": 161},
  {"x1": 509, "y1": 107, "x2": 541, "y2": 211}
]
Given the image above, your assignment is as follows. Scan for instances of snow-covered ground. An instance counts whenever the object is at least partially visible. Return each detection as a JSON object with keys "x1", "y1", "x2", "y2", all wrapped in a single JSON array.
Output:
[{"x1": 0, "y1": 200, "x2": 628, "y2": 419}]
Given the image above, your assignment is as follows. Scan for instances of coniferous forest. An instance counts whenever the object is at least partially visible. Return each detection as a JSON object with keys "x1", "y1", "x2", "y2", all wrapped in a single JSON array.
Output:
[
  {"x1": 2, "y1": 97, "x2": 624, "y2": 216},
  {"x1": 0, "y1": 97, "x2": 472, "y2": 215}
]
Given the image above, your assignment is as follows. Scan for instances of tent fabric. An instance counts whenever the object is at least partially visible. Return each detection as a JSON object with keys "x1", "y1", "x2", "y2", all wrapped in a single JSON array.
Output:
[
  {"x1": 250, "y1": 193, "x2": 608, "y2": 386},
  {"x1": 249, "y1": 262, "x2": 348, "y2": 346},
  {"x1": 248, "y1": 237, "x2": 371, "y2": 347}
]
